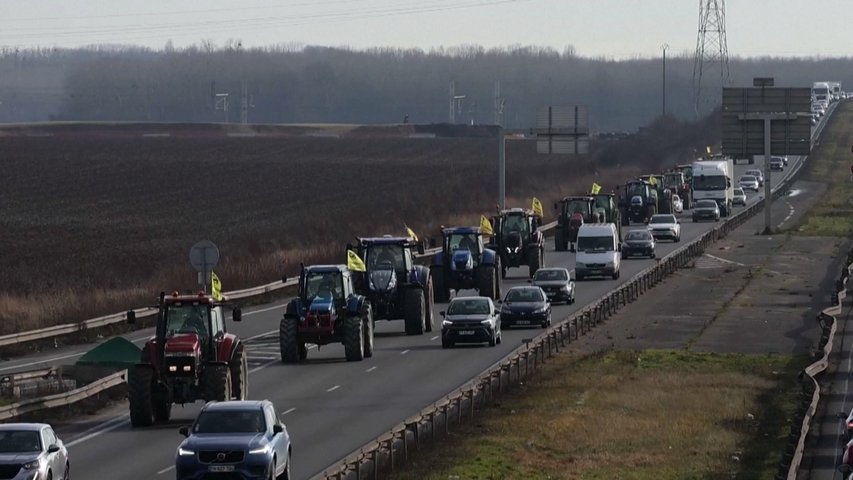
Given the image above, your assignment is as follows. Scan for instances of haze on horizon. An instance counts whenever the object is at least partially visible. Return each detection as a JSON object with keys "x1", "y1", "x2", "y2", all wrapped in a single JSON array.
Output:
[{"x1": 0, "y1": 0, "x2": 851, "y2": 58}]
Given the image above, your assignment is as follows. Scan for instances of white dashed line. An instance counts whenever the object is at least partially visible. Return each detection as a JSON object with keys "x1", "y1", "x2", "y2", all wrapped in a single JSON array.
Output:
[
  {"x1": 777, "y1": 200, "x2": 795, "y2": 228},
  {"x1": 248, "y1": 359, "x2": 278, "y2": 374},
  {"x1": 400, "y1": 349, "x2": 410, "y2": 355},
  {"x1": 326, "y1": 385, "x2": 340, "y2": 392},
  {"x1": 430, "y1": 336, "x2": 439, "y2": 341},
  {"x1": 157, "y1": 466, "x2": 175, "y2": 475},
  {"x1": 281, "y1": 408, "x2": 296, "y2": 416},
  {"x1": 365, "y1": 366, "x2": 377, "y2": 372}
]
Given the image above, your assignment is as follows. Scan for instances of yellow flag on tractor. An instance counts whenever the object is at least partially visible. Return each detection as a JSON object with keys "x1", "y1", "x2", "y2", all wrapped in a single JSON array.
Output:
[
  {"x1": 480, "y1": 215, "x2": 494, "y2": 235},
  {"x1": 405, "y1": 225, "x2": 418, "y2": 242},
  {"x1": 211, "y1": 271, "x2": 223, "y2": 301},
  {"x1": 590, "y1": 182, "x2": 602, "y2": 194},
  {"x1": 532, "y1": 197, "x2": 544, "y2": 217},
  {"x1": 347, "y1": 250, "x2": 366, "y2": 272},
  {"x1": 648, "y1": 176, "x2": 658, "y2": 186}
]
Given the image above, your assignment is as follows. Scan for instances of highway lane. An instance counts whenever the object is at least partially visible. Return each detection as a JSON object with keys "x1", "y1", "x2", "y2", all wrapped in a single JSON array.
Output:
[{"x1": 58, "y1": 145, "x2": 815, "y2": 480}]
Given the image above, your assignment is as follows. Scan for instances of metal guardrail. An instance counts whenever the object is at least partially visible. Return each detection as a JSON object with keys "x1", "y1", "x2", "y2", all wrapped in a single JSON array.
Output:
[
  {"x1": 0, "y1": 221, "x2": 556, "y2": 349},
  {"x1": 0, "y1": 369, "x2": 126, "y2": 421},
  {"x1": 310, "y1": 108, "x2": 829, "y2": 480}
]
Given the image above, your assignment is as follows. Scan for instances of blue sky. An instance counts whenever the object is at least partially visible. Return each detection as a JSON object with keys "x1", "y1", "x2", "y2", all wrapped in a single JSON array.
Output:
[{"x1": 0, "y1": 0, "x2": 850, "y2": 58}]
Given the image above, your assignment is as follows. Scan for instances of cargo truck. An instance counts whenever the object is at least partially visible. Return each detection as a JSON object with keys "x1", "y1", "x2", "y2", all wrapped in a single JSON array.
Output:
[{"x1": 691, "y1": 157, "x2": 734, "y2": 217}]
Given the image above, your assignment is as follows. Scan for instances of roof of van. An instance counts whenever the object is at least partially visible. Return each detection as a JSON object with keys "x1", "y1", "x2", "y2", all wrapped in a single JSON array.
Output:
[{"x1": 577, "y1": 223, "x2": 617, "y2": 234}]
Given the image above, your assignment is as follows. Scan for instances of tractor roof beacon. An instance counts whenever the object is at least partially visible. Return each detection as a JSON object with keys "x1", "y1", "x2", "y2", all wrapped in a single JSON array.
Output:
[
  {"x1": 487, "y1": 208, "x2": 545, "y2": 279},
  {"x1": 430, "y1": 227, "x2": 501, "y2": 303},
  {"x1": 349, "y1": 235, "x2": 434, "y2": 336},
  {"x1": 279, "y1": 264, "x2": 374, "y2": 363},
  {"x1": 126, "y1": 291, "x2": 246, "y2": 427}
]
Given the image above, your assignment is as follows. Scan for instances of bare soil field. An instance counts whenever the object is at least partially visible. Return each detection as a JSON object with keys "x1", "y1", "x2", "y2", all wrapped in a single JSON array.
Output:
[{"x1": 0, "y1": 123, "x2": 637, "y2": 334}]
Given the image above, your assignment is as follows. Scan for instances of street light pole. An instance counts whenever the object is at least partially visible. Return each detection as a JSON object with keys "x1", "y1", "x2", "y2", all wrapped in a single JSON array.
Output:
[{"x1": 661, "y1": 43, "x2": 669, "y2": 116}]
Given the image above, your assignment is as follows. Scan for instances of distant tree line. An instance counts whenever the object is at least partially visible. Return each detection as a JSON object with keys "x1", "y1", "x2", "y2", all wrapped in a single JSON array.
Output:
[{"x1": 0, "y1": 44, "x2": 850, "y2": 132}]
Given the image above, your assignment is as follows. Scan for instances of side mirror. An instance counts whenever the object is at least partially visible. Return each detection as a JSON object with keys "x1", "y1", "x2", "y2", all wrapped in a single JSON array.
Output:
[
  {"x1": 439, "y1": 311, "x2": 446, "y2": 317},
  {"x1": 281, "y1": 274, "x2": 288, "y2": 283},
  {"x1": 273, "y1": 424, "x2": 284, "y2": 434},
  {"x1": 496, "y1": 299, "x2": 503, "y2": 304},
  {"x1": 417, "y1": 242, "x2": 425, "y2": 255},
  {"x1": 526, "y1": 279, "x2": 532, "y2": 284},
  {"x1": 126, "y1": 310, "x2": 136, "y2": 325},
  {"x1": 232, "y1": 308, "x2": 242, "y2": 322},
  {"x1": 553, "y1": 202, "x2": 558, "y2": 210},
  {"x1": 179, "y1": 426, "x2": 190, "y2": 437},
  {"x1": 47, "y1": 444, "x2": 60, "y2": 453}
]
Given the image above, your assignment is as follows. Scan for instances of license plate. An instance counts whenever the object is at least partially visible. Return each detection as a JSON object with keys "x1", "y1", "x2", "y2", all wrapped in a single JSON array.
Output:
[
  {"x1": 516, "y1": 320, "x2": 530, "y2": 325},
  {"x1": 546, "y1": 292, "x2": 556, "y2": 297},
  {"x1": 208, "y1": 466, "x2": 235, "y2": 472},
  {"x1": 590, "y1": 270, "x2": 601, "y2": 275},
  {"x1": 459, "y1": 330, "x2": 475, "y2": 335}
]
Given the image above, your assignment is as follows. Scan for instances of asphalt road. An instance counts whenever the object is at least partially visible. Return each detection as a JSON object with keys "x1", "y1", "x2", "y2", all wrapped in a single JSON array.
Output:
[{"x1": 5, "y1": 112, "x2": 830, "y2": 480}]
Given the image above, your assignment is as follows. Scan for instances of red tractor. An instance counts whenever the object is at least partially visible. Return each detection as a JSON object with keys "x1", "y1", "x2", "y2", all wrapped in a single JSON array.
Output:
[{"x1": 126, "y1": 291, "x2": 246, "y2": 427}]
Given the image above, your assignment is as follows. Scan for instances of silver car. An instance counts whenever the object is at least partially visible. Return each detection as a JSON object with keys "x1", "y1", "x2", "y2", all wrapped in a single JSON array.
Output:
[
  {"x1": 738, "y1": 175, "x2": 760, "y2": 192},
  {"x1": 732, "y1": 187, "x2": 747, "y2": 206},
  {"x1": 0, "y1": 423, "x2": 69, "y2": 480}
]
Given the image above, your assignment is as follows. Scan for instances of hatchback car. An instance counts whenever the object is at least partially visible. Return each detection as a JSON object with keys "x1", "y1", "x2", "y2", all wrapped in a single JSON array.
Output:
[
  {"x1": 738, "y1": 175, "x2": 760, "y2": 192},
  {"x1": 647, "y1": 214, "x2": 680, "y2": 242},
  {"x1": 0, "y1": 423, "x2": 69, "y2": 480},
  {"x1": 745, "y1": 169, "x2": 764, "y2": 186},
  {"x1": 621, "y1": 229, "x2": 656, "y2": 259},
  {"x1": 175, "y1": 400, "x2": 291, "y2": 480},
  {"x1": 499, "y1": 286, "x2": 551, "y2": 328},
  {"x1": 440, "y1": 296, "x2": 501, "y2": 348},
  {"x1": 769, "y1": 157, "x2": 784, "y2": 171},
  {"x1": 692, "y1": 199, "x2": 720, "y2": 222},
  {"x1": 530, "y1": 267, "x2": 574, "y2": 304},
  {"x1": 772, "y1": 155, "x2": 789, "y2": 166},
  {"x1": 732, "y1": 187, "x2": 747, "y2": 206}
]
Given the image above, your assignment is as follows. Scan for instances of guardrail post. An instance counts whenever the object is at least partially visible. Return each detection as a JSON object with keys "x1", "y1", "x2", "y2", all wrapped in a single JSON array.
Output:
[
  {"x1": 457, "y1": 396, "x2": 462, "y2": 424},
  {"x1": 372, "y1": 449, "x2": 378, "y2": 480},
  {"x1": 402, "y1": 429, "x2": 408, "y2": 462},
  {"x1": 389, "y1": 438, "x2": 395, "y2": 471},
  {"x1": 430, "y1": 412, "x2": 435, "y2": 443}
]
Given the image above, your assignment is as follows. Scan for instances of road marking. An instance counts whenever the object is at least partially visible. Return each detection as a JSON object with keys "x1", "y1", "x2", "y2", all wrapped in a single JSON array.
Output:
[
  {"x1": 157, "y1": 466, "x2": 175, "y2": 475},
  {"x1": 430, "y1": 336, "x2": 439, "y2": 341},
  {"x1": 326, "y1": 385, "x2": 340, "y2": 392},
  {"x1": 65, "y1": 414, "x2": 129, "y2": 447},
  {"x1": 244, "y1": 329, "x2": 278, "y2": 342},
  {"x1": 400, "y1": 349, "x2": 410, "y2": 355},
  {"x1": 702, "y1": 253, "x2": 747, "y2": 268},
  {"x1": 248, "y1": 359, "x2": 278, "y2": 374},
  {"x1": 281, "y1": 408, "x2": 296, "y2": 416},
  {"x1": 777, "y1": 200, "x2": 795, "y2": 228},
  {"x1": 242, "y1": 304, "x2": 288, "y2": 317},
  {"x1": 365, "y1": 366, "x2": 377, "y2": 372}
]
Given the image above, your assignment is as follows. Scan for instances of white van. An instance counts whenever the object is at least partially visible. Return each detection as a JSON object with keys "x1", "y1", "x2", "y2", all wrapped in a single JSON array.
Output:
[{"x1": 574, "y1": 223, "x2": 621, "y2": 281}]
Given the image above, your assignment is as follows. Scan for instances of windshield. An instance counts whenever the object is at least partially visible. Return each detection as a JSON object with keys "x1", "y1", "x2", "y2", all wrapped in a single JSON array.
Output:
[
  {"x1": 577, "y1": 235, "x2": 614, "y2": 252},
  {"x1": 626, "y1": 183, "x2": 647, "y2": 197},
  {"x1": 194, "y1": 410, "x2": 266, "y2": 434},
  {"x1": 746, "y1": 170, "x2": 760, "y2": 177},
  {"x1": 650, "y1": 215, "x2": 675, "y2": 224},
  {"x1": 533, "y1": 269, "x2": 568, "y2": 282},
  {"x1": 447, "y1": 298, "x2": 490, "y2": 315},
  {"x1": 740, "y1": 176, "x2": 756, "y2": 182},
  {"x1": 664, "y1": 174, "x2": 682, "y2": 188},
  {"x1": 0, "y1": 431, "x2": 41, "y2": 453},
  {"x1": 734, "y1": 188, "x2": 744, "y2": 195},
  {"x1": 505, "y1": 288, "x2": 544, "y2": 303},
  {"x1": 165, "y1": 304, "x2": 210, "y2": 338},
  {"x1": 366, "y1": 244, "x2": 404, "y2": 271},
  {"x1": 693, "y1": 175, "x2": 727, "y2": 191},
  {"x1": 696, "y1": 200, "x2": 717, "y2": 209},
  {"x1": 564, "y1": 200, "x2": 590, "y2": 216},
  {"x1": 814, "y1": 87, "x2": 828, "y2": 95},
  {"x1": 625, "y1": 231, "x2": 651, "y2": 241},
  {"x1": 305, "y1": 271, "x2": 343, "y2": 300},
  {"x1": 449, "y1": 233, "x2": 480, "y2": 253},
  {"x1": 502, "y1": 214, "x2": 529, "y2": 238}
]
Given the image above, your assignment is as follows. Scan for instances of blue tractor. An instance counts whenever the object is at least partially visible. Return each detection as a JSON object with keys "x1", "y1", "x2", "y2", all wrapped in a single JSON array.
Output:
[
  {"x1": 349, "y1": 235, "x2": 434, "y2": 335},
  {"x1": 278, "y1": 265, "x2": 374, "y2": 363},
  {"x1": 430, "y1": 227, "x2": 501, "y2": 303}
]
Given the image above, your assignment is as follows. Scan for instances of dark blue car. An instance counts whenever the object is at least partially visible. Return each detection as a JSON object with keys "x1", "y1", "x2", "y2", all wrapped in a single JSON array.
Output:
[{"x1": 175, "y1": 400, "x2": 291, "y2": 480}]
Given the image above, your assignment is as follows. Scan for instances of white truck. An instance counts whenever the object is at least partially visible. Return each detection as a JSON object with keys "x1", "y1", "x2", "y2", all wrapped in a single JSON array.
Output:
[
  {"x1": 691, "y1": 157, "x2": 734, "y2": 217},
  {"x1": 813, "y1": 82, "x2": 831, "y2": 107}
]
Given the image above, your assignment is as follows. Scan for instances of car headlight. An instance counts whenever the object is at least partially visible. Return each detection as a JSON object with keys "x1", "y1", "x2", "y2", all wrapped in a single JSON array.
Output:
[
  {"x1": 480, "y1": 319, "x2": 492, "y2": 325},
  {"x1": 178, "y1": 447, "x2": 195, "y2": 456},
  {"x1": 442, "y1": 320, "x2": 453, "y2": 327},
  {"x1": 22, "y1": 460, "x2": 40, "y2": 470},
  {"x1": 249, "y1": 445, "x2": 271, "y2": 455},
  {"x1": 533, "y1": 306, "x2": 548, "y2": 314},
  {"x1": 561, "y1": 284, "x2": 571, "y2": 292}
]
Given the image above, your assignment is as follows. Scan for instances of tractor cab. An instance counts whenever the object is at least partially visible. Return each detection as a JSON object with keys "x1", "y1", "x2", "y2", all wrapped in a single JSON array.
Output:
[
  {"x1": 301, "y1": 266, "x2": 352, "y2": 309},
  {"x1": 446, "y1": 229, "x2": 484, "y2": 269},
  {"x1": 351, "y1": 236, "x2": 424, "y2": 294},
  {"x1": 664, "y1": 172, "x2": 685, "y2": 190}
]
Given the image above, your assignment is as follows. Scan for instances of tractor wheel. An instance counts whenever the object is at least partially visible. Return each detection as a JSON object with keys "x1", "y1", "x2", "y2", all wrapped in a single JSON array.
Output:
[
  {"x1": 343, "y1": 317, "x2": 365, "y2": 362},
  {"x1": 555, "y1": 228, "x2": 568, "y2": 251},
  {"x1": 279, "y1": 316, "x2": 300, "y2": 364},
  {"x1": 152, "y1": 383, "x2": 171, "y2": 422},
  {"x1": 431, "y1": 267, "x2": 450, "y2": 303},
  {"x1": 230, "y1": 345, "x2": 248, "y2": 400},
  {"x1": 362, "y1": 303, "x2": 374, "y2": 358},
  {"x1": 478, "y1": 265, "x2": 499, "y2": 300},
  {"x1": 528, "y1": 247, "x2": 542, "y2": 278},
  {"x1": 128, "y1": 365, "x2": 155, "y2": 427},
  {"x1": 404, "y1": 288, "x2": 426, "y2": 335},
  {"x1": 202, "y1": 364, "x2": 231, "y2": 402},
  {"x1": 424, "y1": 277, "x2": 435, "y2": 333}
]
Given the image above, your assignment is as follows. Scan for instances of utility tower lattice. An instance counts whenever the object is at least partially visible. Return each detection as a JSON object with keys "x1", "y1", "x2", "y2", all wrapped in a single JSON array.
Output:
[{"x1": 692, "y1": 0, "x2": 730, "y2": 117}]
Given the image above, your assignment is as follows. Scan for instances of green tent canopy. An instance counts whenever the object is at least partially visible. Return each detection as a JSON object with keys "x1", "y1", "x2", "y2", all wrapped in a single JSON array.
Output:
[{"x1": 76, "y1": 336, "x2": 142, "y2": 368}]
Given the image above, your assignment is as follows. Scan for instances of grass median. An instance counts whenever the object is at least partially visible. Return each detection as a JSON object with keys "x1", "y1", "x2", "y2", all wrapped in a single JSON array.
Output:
[
  {"x1": 389, "y1": 350, "x2": 806, "y2": 480},
  {"x1": 798, "y1": 101, "x2": 853, "y2": 236}
]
